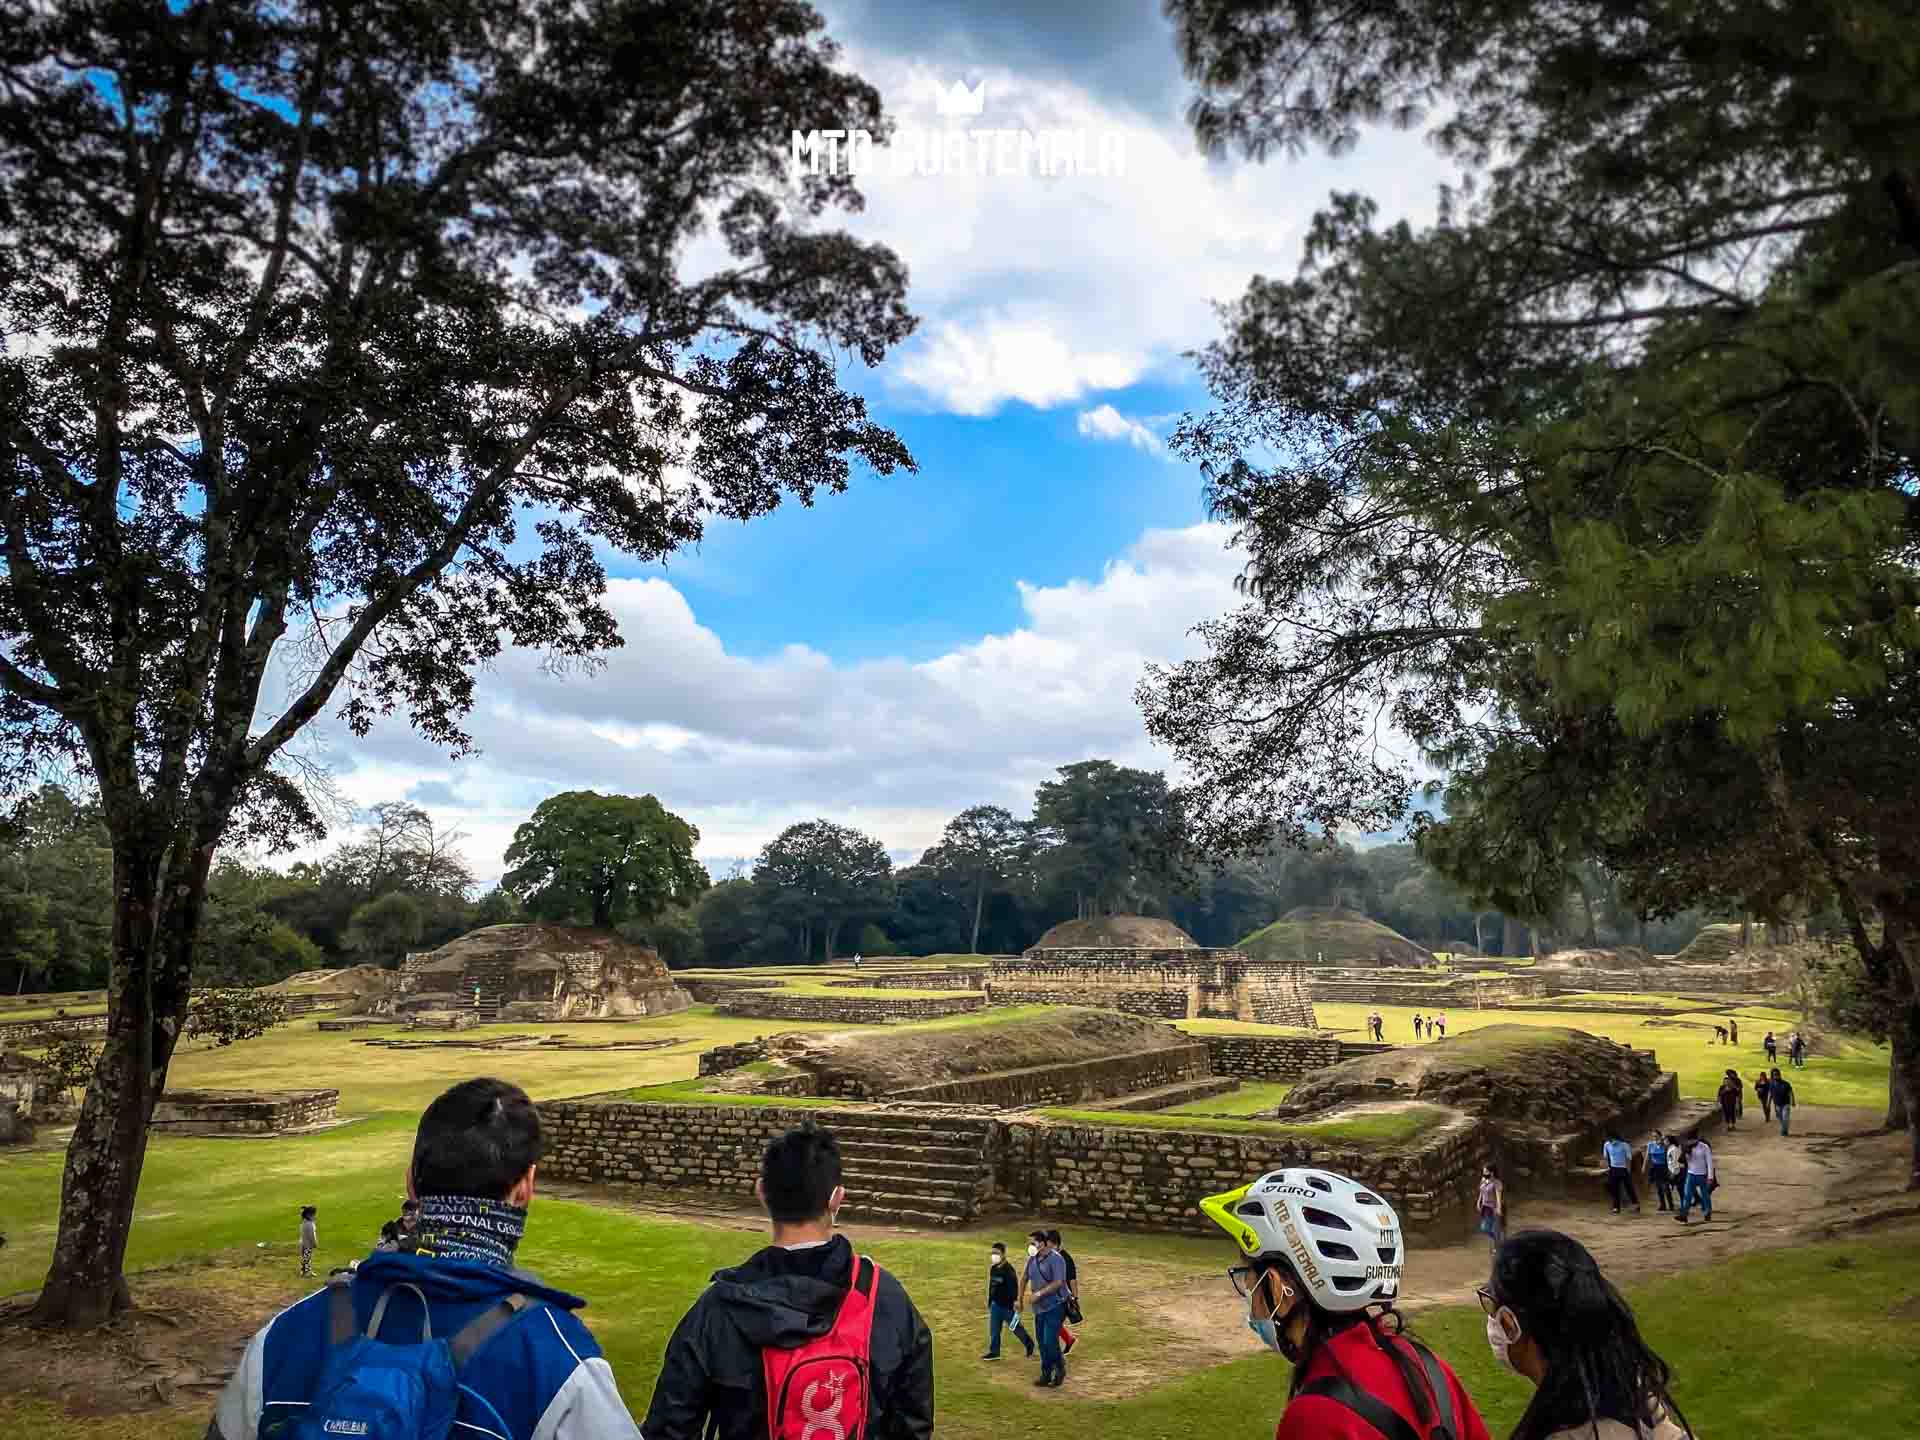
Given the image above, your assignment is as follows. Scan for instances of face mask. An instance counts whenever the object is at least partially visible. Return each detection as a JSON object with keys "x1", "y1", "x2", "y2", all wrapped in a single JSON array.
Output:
[
  {"x1": 1486, "y1": 1310, "x2": 1521, "y2": 1374},
  {"x1": 1244, "y1": 1278, "x2": 1302, "y2": 1361},
  {"x1": 1027, "y1": 1244, "x2": 1039, "y2": 1258},
  {"x1": 991, "y1": 1251, "x2": 1003, "y2": 1265}
]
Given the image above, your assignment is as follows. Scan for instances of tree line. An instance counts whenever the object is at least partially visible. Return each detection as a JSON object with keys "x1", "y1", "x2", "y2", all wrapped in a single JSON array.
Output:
[{"x1": 6, "y1": 764, "x2": 1737, "y2": 993}]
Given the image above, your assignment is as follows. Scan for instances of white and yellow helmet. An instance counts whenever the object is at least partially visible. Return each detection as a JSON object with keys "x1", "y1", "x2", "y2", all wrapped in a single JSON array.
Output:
[{"x1": 1200, "y1": 1168, "x2": 1404, "y2": 1313}]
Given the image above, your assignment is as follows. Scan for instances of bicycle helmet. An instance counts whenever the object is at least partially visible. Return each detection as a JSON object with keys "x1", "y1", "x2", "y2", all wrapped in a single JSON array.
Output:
[{"x1": 1200, "y1": 1168, "x2": 1403, "y2": 1312}]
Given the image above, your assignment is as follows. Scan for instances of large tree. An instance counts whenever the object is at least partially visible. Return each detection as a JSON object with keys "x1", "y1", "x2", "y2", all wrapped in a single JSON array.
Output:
[
  {"x1": 0, "y1": 0, "x2": 914, "y2": 1325},
  {"x1": 755, "y1": 819, "x2": 893, "y2": 961},
  {"x1": 1032, "y1": 760, "x2": 1188, "y2": 918},
  {"x1": 502, "y1": 790, "x2": 708, "y2": 929},
  {"x1": 923, "y1": 804, "x2": 1028, "y2": 953},
  {"x1": 1146, "y1": 0, "x2": 1920, "y2": 1178}
]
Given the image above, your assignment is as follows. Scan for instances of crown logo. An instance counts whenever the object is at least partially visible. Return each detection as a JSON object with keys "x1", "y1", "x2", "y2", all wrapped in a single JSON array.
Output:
[{"x1": 934, "y1": 79, "x2": 986, "y2": 118}]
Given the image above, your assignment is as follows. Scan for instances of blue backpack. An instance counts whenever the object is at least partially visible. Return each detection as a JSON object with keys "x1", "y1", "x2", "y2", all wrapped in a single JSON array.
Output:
[{"x1": 284, "y1": 1274, "x2": 538, "y2": 1440}]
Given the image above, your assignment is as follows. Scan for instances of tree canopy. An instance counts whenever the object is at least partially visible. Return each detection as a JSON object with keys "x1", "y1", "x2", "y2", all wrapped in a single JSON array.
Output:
[
  {"x1": 0, "y1": 0, "x2": 916, "y2": 1326},
  {"x1": 755, "y1": 819, "x2": 894, "y2": 961},
  {"x1": 502, "y1": 790, "x2": 708, "y2": 930}
]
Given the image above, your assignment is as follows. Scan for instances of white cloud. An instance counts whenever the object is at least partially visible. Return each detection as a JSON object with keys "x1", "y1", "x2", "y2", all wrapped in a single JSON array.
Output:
[
  {"x1": 1076, "y1": 403, "x2": 1160, "y2": 452},
  {"x1": 280, "y1": 523, "x2": 1248, "y2": 883},
  {"x1": 801, "y1": 53, "x2": 1446, "y2": 416}
]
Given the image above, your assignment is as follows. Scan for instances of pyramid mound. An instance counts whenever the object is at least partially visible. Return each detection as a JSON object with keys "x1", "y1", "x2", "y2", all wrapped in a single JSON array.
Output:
[
  {"x1": 1237, "y1": 907, "x2": 1433, "y2": 967},
  {"x1": 402, "y1": 923, "x2": 688, "y2": 1019},
  {"x1": 1673, "y1": 924, "x2": 1744, "y2": 965},
  {"x1": 1030, "y1": 914, "x2": 1196, "y2": 950}
]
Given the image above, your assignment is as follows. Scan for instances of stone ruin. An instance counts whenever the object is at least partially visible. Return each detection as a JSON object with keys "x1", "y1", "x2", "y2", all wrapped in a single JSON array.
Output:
[
  {"x1": 987, "y1": 915, "x2": 1318, "y2": 1027},
  {"x1": 398, "y1": 923, "x2": 691, "y2": 1023}
]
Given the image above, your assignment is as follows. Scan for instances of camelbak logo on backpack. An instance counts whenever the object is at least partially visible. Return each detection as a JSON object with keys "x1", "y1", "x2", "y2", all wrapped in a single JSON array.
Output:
[
  {"x1": 763, "y1": 1256, "x2": 880, "y2": 1440},
  {"x1": 321, "y1": 1423, "x2": 370, "y2": 1436}
]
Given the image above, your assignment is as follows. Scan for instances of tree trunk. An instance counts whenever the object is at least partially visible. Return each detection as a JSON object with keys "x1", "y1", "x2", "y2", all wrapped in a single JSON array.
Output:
[
  {"x1": 31, "y1": 847, "x2": 180, "y2": 1327},
  {"x1": 824, "y1": 922, "x2": 838, "y2": 962},
  {"x1": 1579, "y1": 885, "x2": 1598, "y2": 945},
  {"x1": 970, "y1": 881, "x2": 985, "y2": 954},
  {"x1": 1740, "y1": 913, "x2": 1751, "y2": 949},
  {"x1": 1472, "y1": 911, "x2": 1484, "y2": 955}
]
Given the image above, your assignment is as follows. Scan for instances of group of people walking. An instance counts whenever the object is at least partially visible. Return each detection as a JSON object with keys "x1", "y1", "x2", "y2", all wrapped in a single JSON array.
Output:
[
  {"x1": 1762, "y1": 1029, "x2": 1808, "y2": 1067},
  {"x1": 222, "y1": 1076, "x2": 1699, "y2": 1440},
  {"x1": 1412, "y1": 1009, "x2": 1448, "y2": 1040}
]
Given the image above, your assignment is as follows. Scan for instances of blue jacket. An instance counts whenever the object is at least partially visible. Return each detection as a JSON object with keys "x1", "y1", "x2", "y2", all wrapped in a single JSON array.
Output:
[{"x1": 209, "y1": 1251, "x2": 640, "y2": 1440}]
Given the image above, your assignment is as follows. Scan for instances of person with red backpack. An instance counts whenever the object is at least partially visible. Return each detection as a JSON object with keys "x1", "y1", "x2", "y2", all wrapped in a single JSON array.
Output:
[
  {"x1": 1202, "y1": 1168, "x2": 1493, "y2": 1440},
  {"x1": 641, "y1": 1122, "x2": 934, "y2": 1440}
]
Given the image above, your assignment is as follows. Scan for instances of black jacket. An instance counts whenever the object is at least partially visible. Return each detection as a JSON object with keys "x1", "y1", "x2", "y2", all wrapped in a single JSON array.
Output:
[
  {"x1": 1770, "y1": 1077, "x2": 1796, "y2": 1107},
  {"x1": 989, "y1": 1261, "x2": 1018, "y2": 1310},
  {"x1": 641, "y1": 1235, "x2": 934, "y2": 1440}
]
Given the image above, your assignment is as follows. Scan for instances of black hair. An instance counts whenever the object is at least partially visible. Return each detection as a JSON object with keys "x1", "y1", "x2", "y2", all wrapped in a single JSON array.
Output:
[
  {"x1": 401, "y1": 1199, "x2": 419, "y2": 1215},
  {"x1": 411, "y1": 1077, "x2": 543, "y2": 1200},
  {"x1": 1029, "y1": 1228, "x2": 1048, "y2": 1243},
  {"x1": 1492, "y1": 1229, "x2": 1691, "y2": 1440},
  {"x1": 1483, "y1": 1162, "x2": 1501, "y2": 1179},
  {"x1": 380, "y1": 1220, "x2": 400, "y2": 1241},
  {"x1": 1255, "y1": 1256, "x2": 1435, "y2": 1428},
  {"x1": 1045, "y1": 1228, "x2": 1063, "y2": 1245},
  {"x1": 991, "y1": 1241, "x2": 1006, "y2": 1253},
  {"x1": 760, "y1": 1122, "x2": 842, "y2": 1223},
  {"x1": 300, "y1": 1205, "x2": 317, "y2": 1218}
]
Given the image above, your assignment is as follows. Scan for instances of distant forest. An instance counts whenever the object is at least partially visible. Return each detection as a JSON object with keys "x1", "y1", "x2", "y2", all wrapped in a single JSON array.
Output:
[{"x1": 2, "y1": 761, "x2": 1736, "y2": 992}]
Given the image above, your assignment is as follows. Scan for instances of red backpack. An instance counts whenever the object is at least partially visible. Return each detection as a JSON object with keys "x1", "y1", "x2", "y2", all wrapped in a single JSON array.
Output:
[{"x1": 763, "y1": 1254, "x2": 879, "y2": 1440}]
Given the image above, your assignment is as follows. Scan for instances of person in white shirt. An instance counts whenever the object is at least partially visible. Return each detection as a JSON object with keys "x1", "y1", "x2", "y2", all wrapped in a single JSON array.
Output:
[{"x1": 1674, "y1": 1137, "x2": 1715, "y2": 1223}]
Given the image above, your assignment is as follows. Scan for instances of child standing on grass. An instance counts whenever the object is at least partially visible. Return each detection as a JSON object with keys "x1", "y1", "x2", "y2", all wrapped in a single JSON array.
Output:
[{"x1": 298, "y1": 1205, "x2": 317, "y2": 1277}]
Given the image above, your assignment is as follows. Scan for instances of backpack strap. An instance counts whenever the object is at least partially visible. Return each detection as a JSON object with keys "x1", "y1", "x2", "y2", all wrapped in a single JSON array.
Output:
[
  {"x1": 1299, "y1": 1377, "x2": 1424, "y2": 1440},
  {"x1": 366, "y1": 1282, "x2": 433, "y2": 1341},
  {"x1": 326, "y1": 1273, "x2": 356, "y2": 1346},
  {"x1": 1408, "y1": 1340, "x2": 1458, "y2": 1440},
  {"x1": 449, "y1": 1293, "x2": 537, "y2": 1369}
]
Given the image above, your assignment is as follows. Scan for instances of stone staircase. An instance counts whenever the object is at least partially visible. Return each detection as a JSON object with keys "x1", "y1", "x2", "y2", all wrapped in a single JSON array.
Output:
[
  {"x1": 1095, "y1": 1076, "x2": 1242, "y2": 1112},
  {"x1": 474, "y1": 989, "x2": 503, "y2": 1022},
  {"x1": 826, "y1": 1111, "x2": 998, "y2": 1227}
]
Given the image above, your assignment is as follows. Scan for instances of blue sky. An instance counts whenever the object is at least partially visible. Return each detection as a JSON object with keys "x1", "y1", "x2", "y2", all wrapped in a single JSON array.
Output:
[{"x1": 290, "y1": 0, "x2": 1447, "y2": 882}]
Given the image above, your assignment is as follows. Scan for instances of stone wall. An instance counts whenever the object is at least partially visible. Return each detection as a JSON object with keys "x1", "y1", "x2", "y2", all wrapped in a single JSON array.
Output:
[
  {"x1": 1203, "y1": 1034, "x2": 1344, "y2": 1080},
  {"x1": 716, "y1": 992, "x2": 986, "y2": 1023},
  {"x1": 699, "y1": 1038, "x2": 775, "y2": 1076},
  {"x1": 1305, "y1": 974, "x2": 1553, "y2": 1006},
  {"x1": 282, "y1": 992, "x2": 355, "y2": 1016},
  {"x1": 997, "y1": 1111, "x2": 1489, "y2": 1228},
  {"x1": 988, "y1": 949, "x2": 1316, "y2": 1027},
  {"x1": 829, "y1": 970, "x2": 985, "y2": 992},
  {"x1": 149, "y1": 1087, "x2": 339, "y2": 1135},
  {"x1": 0, "y1": 1011, "x2": 110, "y2": 1047},
  {"x1": 1545, "y1": 966, "x2": 1784, "y2": 995}
]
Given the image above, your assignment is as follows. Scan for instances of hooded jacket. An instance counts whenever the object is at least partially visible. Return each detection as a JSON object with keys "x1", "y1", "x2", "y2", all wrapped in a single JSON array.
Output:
[
  {"x1": 640, "y1": 1235, "x2": 934, "y2": 1440},
  {"x1": 207, "y1": 1250, "x2": 639, "y2": 1440}
]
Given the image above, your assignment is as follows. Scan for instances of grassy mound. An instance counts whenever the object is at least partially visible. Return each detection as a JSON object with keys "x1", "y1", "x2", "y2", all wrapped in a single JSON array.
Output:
[
  {"x1": 1538, "y1": 945, "x2": 1657, "y2": 968},
  {"x1": 1274, "y1": 1023, "x2": 1661, "y2": 1131},
  {"x1": 1030, "y1": 915, "x2": 1197, "y2": 949},
  {"x1": 1237, "y1": 906, "x2": 1434, "y2": 967},
  {"x1": 1673, "y1": 923, "x2": 1745, "y2": 964},
  {"x1": 766, "y1": 1006, "x2": 1187, "y2": 1093}
]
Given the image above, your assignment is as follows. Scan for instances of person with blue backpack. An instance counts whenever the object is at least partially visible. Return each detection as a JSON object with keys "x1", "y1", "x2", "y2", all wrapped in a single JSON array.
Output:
[
  {"x1": 206, "y1": 1076, "x2": 641, "y2": 1440},
  {"x1": 640, "y1": 1121, "x2": 934, "y2": 1440}
]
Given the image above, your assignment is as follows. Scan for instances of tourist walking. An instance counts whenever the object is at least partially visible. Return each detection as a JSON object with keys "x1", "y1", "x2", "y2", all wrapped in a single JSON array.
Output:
[
  {"x1": 1480, "y1": 1229, "x2": 1693, "y2": 1439},
  {"x1": 1437, "y1": 1010, "x2": 1448, "y2": 1037},
  {"x1": 1728, "y1": 1017, "x2": 1739, "y2": 1047},
  {"x1": 1754, "y1": 1069, "x2": 1773, "y2": 1122},
  {"x1": 1763, "y1": 1031, "x2": 1778, "y2": 1064},
  {"x1": 298, "y1": 1205, "x2": 317, "y2": 1277},
  {"x1": 1769, "y1": 1067, "x2": 1795, "y2": 1136},
  {"x1": 1414, "y1": 1013, "x2": 1426, "y2": 1040},
  {"x1": 1645, "y1": 1132, "x2": 1673, "y2": 1212},
  {"x1": 211, "y1": 1078, "x2": 647, "y2": 1440},
  {"x1": 1048, "y1": 1228, "x2": 1081, "y2": 1355},
  {"x1": 1717, "y1": 1070, "x2": 1742, "y2": 1130},
  {"x1": 983, "y1": 1242, "x2": 1035, "y2": 1359},
  {"x1": 1201, "y1": 1169, "x2": 1494, "y2": 1440},
  {"x1": 1602, "y1": 1132, "x2": 1640, "y2": 1214},
  {"x1": 1020, "y1": 1229, "x2": 1071, "y2": 1386},
  {"x1": 1477, "y1": 1164, "x2": 1507, "y2": 1252},
  {"x1": 1665, "y1": 1135, "x2": 1685, "y2": 1198},
  {"x1": 1675, "y1": 1135, "x2": 1715, "y2": 1223},
  {"x1": 644, "y1": 1121, "x2": 933, "y2": 1438},
  {"x1": 1790, "y1": 1032, "x2": 1808, "y2": 1068}
]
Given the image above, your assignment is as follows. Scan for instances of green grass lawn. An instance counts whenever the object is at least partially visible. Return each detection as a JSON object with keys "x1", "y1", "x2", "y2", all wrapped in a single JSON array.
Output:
[
  {"x1": 1310, "y1": 1000, "x2": 1891, "y2": 1107},
  {"x1": 1157, "y1": 1080, "x2": 1295, "y2": 1116},
  {"x1": 1034, "y1": 1103, "x2": 1452, "y2": 1146}
]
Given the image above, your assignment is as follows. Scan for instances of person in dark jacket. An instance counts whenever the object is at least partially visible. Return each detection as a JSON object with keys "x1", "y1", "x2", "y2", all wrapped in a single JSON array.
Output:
[
  {"x1": 1769, "y1": 1067, "x2": 1796, "y2": 1135},
  {"x1": 983, "y1": 1241, "x2": 1035, "y2": 1359},
  {"x1": 641, "y1": 1123, "x2": 935, "y2": 1440}
]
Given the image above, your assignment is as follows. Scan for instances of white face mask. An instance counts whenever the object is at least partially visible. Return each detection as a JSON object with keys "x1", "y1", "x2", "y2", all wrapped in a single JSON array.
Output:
[
  {"x1": 1027, "y1": 1243, "x2": 1040, "y2": 1258},
  {"x1": 1486, "y1": 1310, "x2": 1522, "y2": 1374},
  {"x1": 991, "y1": 1251, "x2": 1004, "y2": 1264}
]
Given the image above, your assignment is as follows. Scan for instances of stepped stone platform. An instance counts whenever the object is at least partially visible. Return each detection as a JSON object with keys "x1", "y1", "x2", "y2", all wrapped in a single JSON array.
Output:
[
  {"x1": 151, "y1": 1087, "x2": 339, "y2": 1135},
  {"x1": 1094, "y1": 1075, "x2": 1242, "y2": 1112}
]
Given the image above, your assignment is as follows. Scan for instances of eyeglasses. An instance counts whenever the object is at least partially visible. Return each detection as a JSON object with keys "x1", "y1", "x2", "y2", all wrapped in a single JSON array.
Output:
[
  {"x1": 1228, "y1": 1265, "x2": 1265, "y2": 1299},
  {"x1": 1475, "y1": 1286, "x2": 1500, "y2": 1317}
]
